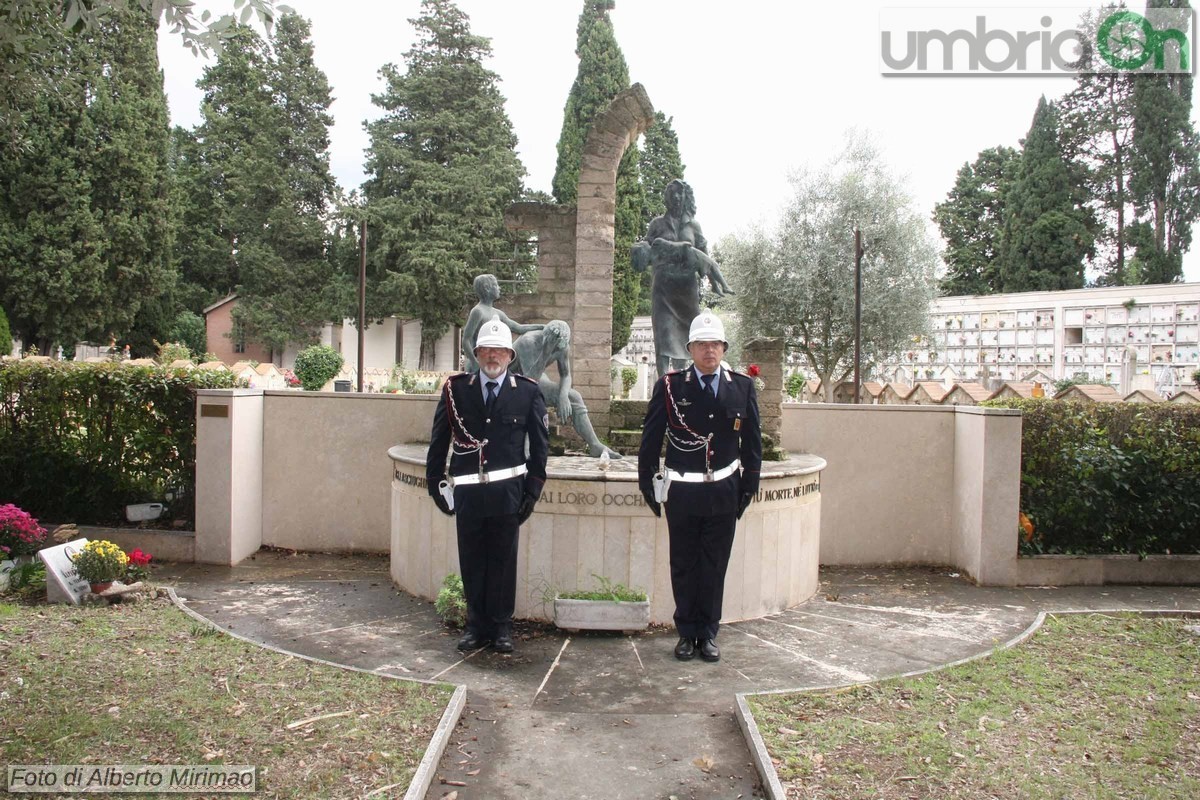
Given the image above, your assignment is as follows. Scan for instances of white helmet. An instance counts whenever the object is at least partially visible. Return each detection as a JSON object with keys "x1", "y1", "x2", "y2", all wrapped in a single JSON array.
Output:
[
  {"x1": 688, "y1": 311, "x2": 727, "y2": 347},
  {"x1": 474, "y1": 316, "x2": 514, "y2": 354}
]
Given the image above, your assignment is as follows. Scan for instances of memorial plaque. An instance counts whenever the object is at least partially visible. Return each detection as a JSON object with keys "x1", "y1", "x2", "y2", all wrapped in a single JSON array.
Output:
[{"x1": 38, "y1": 538, "x2": 91, "y2": 605}]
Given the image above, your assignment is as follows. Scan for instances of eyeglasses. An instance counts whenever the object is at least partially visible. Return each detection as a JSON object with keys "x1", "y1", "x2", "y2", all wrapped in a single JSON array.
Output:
[{"x1": 690, "y1": 341, "x2": 724, "y2": 350}]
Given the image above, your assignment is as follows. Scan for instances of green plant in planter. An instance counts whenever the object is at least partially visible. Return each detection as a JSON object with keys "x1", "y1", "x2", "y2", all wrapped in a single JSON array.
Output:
[
  {"x1": 293, "y1": 345, "x2": 344, "y2": 391},
  {"x1": 558, "y1": 574, "x2": 646, "y2": 602},
  {"x1": 435, "y1": 573, "x2": 467, "y2": 627},
  {"x1": 71, "y1": 540, "x2": 128, "y2": 584}
]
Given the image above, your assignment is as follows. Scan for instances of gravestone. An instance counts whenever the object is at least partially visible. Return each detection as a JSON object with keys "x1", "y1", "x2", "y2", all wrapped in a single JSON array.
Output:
[{"x1": 38, "y1": 538, "x2": 91, "y2": 604}]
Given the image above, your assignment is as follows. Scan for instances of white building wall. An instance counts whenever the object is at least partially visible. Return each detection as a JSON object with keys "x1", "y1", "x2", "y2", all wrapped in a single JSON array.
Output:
[{"x1": 883, "y1": 282, "x2": 1200, "y2": 391}]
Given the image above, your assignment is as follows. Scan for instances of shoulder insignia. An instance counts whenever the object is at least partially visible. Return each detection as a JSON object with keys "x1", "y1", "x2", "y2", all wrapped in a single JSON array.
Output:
[
  {"x1": 514, "y1": 373, "x2": 539, "y2": 385},
  {"x1": 723, "y1": 369, "x2": 733, "y2": 383}
]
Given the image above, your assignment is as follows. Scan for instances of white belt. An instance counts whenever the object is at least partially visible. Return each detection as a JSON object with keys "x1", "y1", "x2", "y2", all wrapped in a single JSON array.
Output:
[
  {"x1": 450, "y1": 464, "x2": 527, "y2": 486},
  {"x1": 666, "y1": 459, "x2": 740, "y2": 484}
]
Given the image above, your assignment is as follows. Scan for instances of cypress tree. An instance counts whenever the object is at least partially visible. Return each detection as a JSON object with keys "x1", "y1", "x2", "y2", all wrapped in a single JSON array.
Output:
[
  {"x1": 639, "y1": 111, "x2": 686, "y2": 226},
  {"x1": 174, "y1": 25, "x2": 276, "y2": 311},
  {"x1": 0, "y1": 4, "x2": 172, "y2": 351},
  {"x1": 932, "y1": 146, "x2": 1019, "y2": 296},
  {"x1": 1128, "y1": 0, "x2": 1200, "y2": 284},
  {"x1": 998, "y1": 97, "x2": 1093, "y2": 293},
  {"x1": 362, "y1": 0, "x2": 524, "y2": 368},
  {"x1": 636, "y1": 111, "x2": 685, "y2": 313},
  {"x1": 232, "y1": 13, "x2": 338, "y2": 352},
  {"x1": 175, "y1": 15, "x2": 339, "y2": 353},
  {"x1": 552, "y1": 0, "x2": 643, "y2": 353}
]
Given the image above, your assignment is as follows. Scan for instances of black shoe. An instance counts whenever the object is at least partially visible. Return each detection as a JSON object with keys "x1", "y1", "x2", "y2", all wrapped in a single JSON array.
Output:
[
  {"x1": 493, "y1": 634, "x2": 514, "y2": 654},
  {"x1": 457, "y1": 631, "x2": 490, "y2": 651},
  {"x1": 674, "y1": 636, "x2": 696, "y2": 660},
  {"x1": 698, "y1": 638, "x2": 720, "y2": 662}
]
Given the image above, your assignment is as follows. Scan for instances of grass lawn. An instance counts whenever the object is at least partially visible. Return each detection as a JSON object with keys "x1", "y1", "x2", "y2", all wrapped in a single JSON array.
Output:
[
  {"x1": 0, "y1": 598, "x2": 453, "y2": 798},
  {"x1": 750, "y1": 613, "x2": 1200, "y2": 800}
]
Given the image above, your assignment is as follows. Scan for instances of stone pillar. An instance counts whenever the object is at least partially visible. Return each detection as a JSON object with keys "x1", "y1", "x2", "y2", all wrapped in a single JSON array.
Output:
[
  {"x1": 194, "y1": 389, "x2": 263, "y2": 565},
  {"x1": 743, "y1": 337, "x2": 786, "y2": 459}
]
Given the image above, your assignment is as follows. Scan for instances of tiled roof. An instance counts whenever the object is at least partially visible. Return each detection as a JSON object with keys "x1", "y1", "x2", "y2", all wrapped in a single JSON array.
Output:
[
  {"x1": 990, "y1": 382, "x2": 1037, "y2": 399},
  {"x1": 1122, "y1": 389, "x2": 1164, "y2": 403},
  {"x1": 948, "y1": 383, "x2": 992, "y2": 402},
  {"x1": 915, "y1": 381, "x2": 949, "y2": 402},
  {"x1": 1059, "y1": 384, "x2": 1122, "y2": 402}
]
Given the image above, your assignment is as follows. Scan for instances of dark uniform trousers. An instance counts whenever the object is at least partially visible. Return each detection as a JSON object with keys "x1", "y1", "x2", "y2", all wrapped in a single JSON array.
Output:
[
  {"x1": 426, "y1": 372, "x2": 549, "y2": 640},
  {"x1": 638, "y1": 368, "x2": 762, "y2": 641}
]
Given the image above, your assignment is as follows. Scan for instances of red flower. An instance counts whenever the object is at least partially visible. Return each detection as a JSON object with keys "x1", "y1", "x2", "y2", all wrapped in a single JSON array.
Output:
[
  {"x1": 747, "y1": 364, "x2": 761, "y2": 378},
  {"x1": 126, "y1": 548, "x2": 152, "y2": 566}
]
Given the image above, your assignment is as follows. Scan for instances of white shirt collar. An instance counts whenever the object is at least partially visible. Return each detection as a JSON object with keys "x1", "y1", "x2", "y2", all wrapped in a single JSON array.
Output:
[
  {"x1": 692, "y1": 365, "x2": 720, "y2": 395},
  {"x1": 481, "y1": 370, "x2": 507, "y2": 400}
]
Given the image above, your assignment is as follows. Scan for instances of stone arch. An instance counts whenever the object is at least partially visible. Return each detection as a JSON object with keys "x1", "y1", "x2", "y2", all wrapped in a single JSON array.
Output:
[{"x1": 502, "y1": 84, "x2": 654, "y2": 439}]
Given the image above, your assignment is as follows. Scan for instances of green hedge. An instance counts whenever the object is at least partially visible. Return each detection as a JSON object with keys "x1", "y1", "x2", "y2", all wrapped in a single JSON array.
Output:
[
  {"x1": 985, "y1": 398, "x2": 1200, "y2": 555},
  {"x1": 0, "y1": 361, "x2": 240, "y2": 527}
]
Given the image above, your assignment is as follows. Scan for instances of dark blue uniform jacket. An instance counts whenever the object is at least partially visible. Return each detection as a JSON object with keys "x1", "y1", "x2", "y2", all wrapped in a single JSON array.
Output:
[
  {"x1": 638, "y1": 368, "x2": 763, "y2": 515},
  {"x1": 426, "y1": 372, "x2": 549, "y2": 519}
]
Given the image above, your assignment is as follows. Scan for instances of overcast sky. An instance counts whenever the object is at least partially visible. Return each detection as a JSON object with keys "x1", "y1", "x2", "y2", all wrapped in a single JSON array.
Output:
[{"x1": 157, "y1": 0, "x2": 1200, "y2": 283}]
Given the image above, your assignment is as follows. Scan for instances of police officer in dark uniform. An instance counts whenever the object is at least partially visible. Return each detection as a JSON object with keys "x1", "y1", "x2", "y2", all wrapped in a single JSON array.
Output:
[
  {"x1": 427, "y1": 317, "x2": 549, "y2": 654},
  {"x1": 638, "y1": 312, "x2": 762, "y2": 662}
]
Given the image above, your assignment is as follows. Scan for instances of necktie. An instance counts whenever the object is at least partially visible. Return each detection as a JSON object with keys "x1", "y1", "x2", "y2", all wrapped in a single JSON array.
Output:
[
  {"x1": 485, "y1": 380, "x2": 498, "y2": 411},
  {"x1": 701, "y1": 373, "x2": 716, "y2": 397}
]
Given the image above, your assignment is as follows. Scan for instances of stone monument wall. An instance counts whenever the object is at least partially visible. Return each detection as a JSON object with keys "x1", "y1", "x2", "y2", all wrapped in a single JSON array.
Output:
[{"x1": 500, "y1": 84, "x2": 655, "y2": 439}]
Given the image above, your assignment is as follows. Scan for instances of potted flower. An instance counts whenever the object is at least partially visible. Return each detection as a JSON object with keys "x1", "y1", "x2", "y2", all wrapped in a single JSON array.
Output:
[
  {"x1": 553, "y1": 575, "x2": 649, "y2": 634},
  {"x1": 0, "y1": 504, "x2": 47, "y2": 560},
  {"x1": 124, "y1": 548, "x2": 153, "y2": 584},
  {"x1": 71, "y1": 540, "x2": 128, "y2": 593}
]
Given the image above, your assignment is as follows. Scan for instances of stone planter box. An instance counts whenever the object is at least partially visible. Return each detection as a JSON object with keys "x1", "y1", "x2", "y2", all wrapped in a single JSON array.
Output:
[{"x1": 553, "y1": 597, "x2": 651, "y2": 634}]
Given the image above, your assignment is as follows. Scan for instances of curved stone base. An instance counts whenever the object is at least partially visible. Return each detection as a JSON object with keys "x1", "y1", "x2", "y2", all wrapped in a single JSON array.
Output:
[{"x1": 389, "y1": 446, "x2": 825, "y2": 625}]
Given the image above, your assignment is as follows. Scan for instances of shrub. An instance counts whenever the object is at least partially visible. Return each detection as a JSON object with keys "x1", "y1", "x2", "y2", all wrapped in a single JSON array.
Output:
[
  {"x1": 1192, "y1": 368, "x2": 1200, "y2": 390},
  {"x1": 984, "y1": 398, "x2": 1200, "y2": 555},
  {"x1": 168, "y1": 310, "x2": 208, "y2": 357},
  {"x1": 620, "y1": 366, "x2": 637, "y2": 398},
  {"x1": 0, "y1": 306, "x2": 11, "y2": 358},
  {"x1": 435, "y1": 573, "x2": 466, "y2": 628},
  {"x1": 293, "y1": 345, "x2": 344, "y2": 391},
  {"x1": 0, "y1": 360, "x2": 240, "y2": 526},
  {"x1": 0, "y1": 504, "x2": 46, "y2": 558},
  {"x1": 785, "y1": 371, "x2": 806, "y2": 401},
  {"x1": 156, "y1": 341, "x2": 192, "y2": 365}
]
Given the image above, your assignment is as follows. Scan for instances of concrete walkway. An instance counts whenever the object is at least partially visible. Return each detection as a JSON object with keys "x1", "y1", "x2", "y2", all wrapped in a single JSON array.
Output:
[{"x1": 159, "y1": 551, "x2": 1200, "y2": 800}]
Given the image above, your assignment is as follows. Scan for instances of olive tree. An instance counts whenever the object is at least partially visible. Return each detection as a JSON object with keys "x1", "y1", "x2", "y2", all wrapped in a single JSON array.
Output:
[{"x1": 722, "y1": 134, "x2": 937, "y2": 402}]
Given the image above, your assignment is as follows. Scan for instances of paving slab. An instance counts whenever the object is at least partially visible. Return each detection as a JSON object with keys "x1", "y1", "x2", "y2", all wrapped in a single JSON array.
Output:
[{"x1": 157, "y1": 551, "x2": 1200, "y2": 800}]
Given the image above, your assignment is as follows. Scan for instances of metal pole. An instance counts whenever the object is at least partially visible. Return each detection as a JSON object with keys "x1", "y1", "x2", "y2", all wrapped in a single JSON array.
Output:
[
  {"x1": 357, "y1": 220, "x2": 366, "y2": 393},
  {"x1": 853, "y1": 228, "x2": 863, "y2": 404}
]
